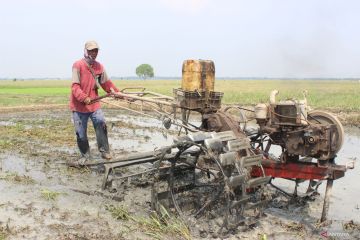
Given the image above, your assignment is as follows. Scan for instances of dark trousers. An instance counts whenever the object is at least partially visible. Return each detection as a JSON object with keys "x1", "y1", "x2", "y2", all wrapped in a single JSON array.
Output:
[{"x1": 72, "y1": 109, "x2": 109, "y2": 157}]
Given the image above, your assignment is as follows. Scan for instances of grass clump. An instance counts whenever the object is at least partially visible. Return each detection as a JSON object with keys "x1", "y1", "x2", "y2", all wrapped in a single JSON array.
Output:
[
  {"x1": 283, "y1": 221, "x2": 306, "y2": 238},
  {"x1": 40, "y1": 189, "x2": 61, "y2": 201},
  {"x1": 343, "y1": 220, "x2": 360, "y2": 231},
  {"x1": 0, "y1": 231, "x2": 7, "y2": 240},
  {"x1": 105, "y1": 205, "x2": 134, "y2": 221},
  {"x1": 0, "y1": 172, "x2": 35, "y2": 185},
  {"x1": 0, "y1": 118, "x2": 75, "y2": 153},
  {"x1": 0, "y1": 225, "x2": 10, "y2": 240},
  {"x1": 106, "y1": 204, "x2": 191, "y2": 240},
  {"x1": 0, "y1": 140, "x2": 13, "y2": 149},
  {"x1": 345, "y1": 114, "x2": 360, "y2": 126}
]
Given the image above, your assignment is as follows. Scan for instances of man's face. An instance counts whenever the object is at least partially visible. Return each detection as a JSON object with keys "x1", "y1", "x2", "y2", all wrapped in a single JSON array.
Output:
[{"x1": 87, "y1": 48, "x2": 98, "y2": 60}]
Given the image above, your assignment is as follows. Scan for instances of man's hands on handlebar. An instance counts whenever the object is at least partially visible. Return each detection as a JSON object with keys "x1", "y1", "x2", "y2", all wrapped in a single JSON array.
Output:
[
  {"x1": 84, "y1": 88, "x2": 133, "y2": 105},
  {"x1": 84, "y1": 97, "x2": 92, "y2": 105}
]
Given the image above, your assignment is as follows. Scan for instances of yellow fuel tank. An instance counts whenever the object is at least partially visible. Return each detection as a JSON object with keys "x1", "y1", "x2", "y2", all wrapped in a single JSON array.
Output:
[{"x1": 181, "y1": 59, "x2": 215, "y2": 93}]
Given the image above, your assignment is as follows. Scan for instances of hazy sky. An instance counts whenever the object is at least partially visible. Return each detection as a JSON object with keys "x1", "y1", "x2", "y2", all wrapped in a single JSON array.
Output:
[{"x1": 1, "y1": 0, "x2": 360, "y2": 78}]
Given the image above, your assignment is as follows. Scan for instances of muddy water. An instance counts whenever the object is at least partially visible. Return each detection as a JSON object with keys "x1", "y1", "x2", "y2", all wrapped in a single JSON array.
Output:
[
  {"x1": 0, "y1": 109, "x2": 359, "y2": 239},
  {"x1": 327, "y1": 129, "x2": 360, "y2": 221},
  {"x1": 107, "y1": 113, "x2": 176, "y2": 151},
  {"x1": 270, "y1": 127, "x2": 360, "y2": 223},
  {"x1": 0, "y1": 110, "x2": 180, "y2": 239},
  {"x1": 0, "y1": 156, "x2": 128, "y2": 239}
]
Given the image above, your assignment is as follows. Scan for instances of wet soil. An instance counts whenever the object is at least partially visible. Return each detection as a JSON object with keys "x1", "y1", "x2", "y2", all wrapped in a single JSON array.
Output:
[{"x1": 0, "y1": 109, "x2": 359, "y2": 240}]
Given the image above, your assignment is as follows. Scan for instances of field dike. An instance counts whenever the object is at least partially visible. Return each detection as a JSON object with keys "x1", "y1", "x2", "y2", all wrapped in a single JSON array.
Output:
[{"x1": 0, "y1": 109, "x2": 359, "y2": 240}]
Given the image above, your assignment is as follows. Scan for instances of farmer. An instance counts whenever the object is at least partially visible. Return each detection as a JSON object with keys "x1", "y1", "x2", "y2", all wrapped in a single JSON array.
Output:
[{"x1": 70, "y1": 40, "x2": 119, "y2": 160}]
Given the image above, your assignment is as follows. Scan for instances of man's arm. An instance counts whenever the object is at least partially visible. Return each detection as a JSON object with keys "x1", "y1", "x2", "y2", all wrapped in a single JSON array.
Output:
[
  {"x1": 71, "y1": 67, "x2": 89, "y2": 103},
  {"x1": 99, "y1": 70, "x2": 119, "y2": 93}
]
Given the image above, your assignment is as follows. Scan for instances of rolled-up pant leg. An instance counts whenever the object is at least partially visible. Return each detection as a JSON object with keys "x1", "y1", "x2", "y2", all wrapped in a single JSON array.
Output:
[
  {"x1": 90, "y1": 109, "x2": 110, "y2": 154},
  {"x1": 72, "y1": 111, "x2": 90, "y2": 157}
]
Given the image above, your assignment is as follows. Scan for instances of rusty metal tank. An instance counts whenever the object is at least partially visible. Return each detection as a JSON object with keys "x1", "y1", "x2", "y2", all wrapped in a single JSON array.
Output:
[{"x1": 181, "y1": 59, "x2": 215, "y2": 93}]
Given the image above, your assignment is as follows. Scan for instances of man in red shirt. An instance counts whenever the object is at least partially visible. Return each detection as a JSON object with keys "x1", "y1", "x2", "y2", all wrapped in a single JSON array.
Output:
[{"x1": 70, "y1": 40, "x2": 119, "y2": 161}]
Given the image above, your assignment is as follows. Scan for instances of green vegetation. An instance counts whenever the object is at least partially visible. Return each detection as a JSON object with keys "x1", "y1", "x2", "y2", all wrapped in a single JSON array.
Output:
[
  {"x1": 343, "y1": 220, "x2": 360, "y2": 231},
  {"x1": 0, "y1": 79, "x2": 359, "y2": 111},
  {"x1": 0, "y1": 227, "x2": 7, "y2": 240},
  {"x1": 106, "y1": 204, "x2": 191, "y2": 240},
  {"x1": 0, "y1": 118, "x2": 76, "y2": 156},
  {"x1": 0, "y1": 172, "x2": 35, "y2": 185},
  {"x1": 0, "y1": 140, "x2": 13, "y2": 149},
  {"x1": 136, "y1": 64, "x2": 154, "y2": 79},
  {"x1": 40, "y1": 189, "x2": 61, "y2": 201},
  {"x1": 0, "y1": 116, "x2": 97, "y2": 178}
]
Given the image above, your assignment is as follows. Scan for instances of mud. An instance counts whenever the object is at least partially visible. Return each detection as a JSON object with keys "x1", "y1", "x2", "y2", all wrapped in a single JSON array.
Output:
[{"x1": 0, "y1": 109, "x2": 359, "y2": 240}]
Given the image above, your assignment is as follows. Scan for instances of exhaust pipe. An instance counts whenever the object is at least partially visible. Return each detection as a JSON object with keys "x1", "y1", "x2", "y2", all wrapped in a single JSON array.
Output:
[{"x1": 270, "y1": 90, "x2": 279, "y2": 104}]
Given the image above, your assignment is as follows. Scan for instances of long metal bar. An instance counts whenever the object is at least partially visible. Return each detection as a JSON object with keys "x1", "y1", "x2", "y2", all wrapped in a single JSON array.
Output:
[
  {"x1": 120, "y1": 88, "x2": 174, "y2": 101},
  {"x1": 89, "y1": 93, "x2": 111, "y2": 104},
  {"x1": 258, "y1": 160, "x2": 346, "y2": 180},
  {"x1": 101, "y1": 99, "x2": 155, "y2": 118},
  {"x1": 320, "y1": 179, "x2": 333, "y2": 222},
  {"x1": 269, "y1": 182, "x2": 293, "y2": 198},
  {"x1": 143, "y1": 91, "x2": 175, "y2": 100},
  {"x1": 101, "y1": 99, "x2": 198, "y2": 132},
  {"x1": 113, "y1": 91, "x2": 175, "y2": 106},
  {"x1": 110, "y1": 164, "x2": 190, "y2": 180},
  {"x1": 67, "y1": 149, "x2": 167, "y2": 167},
  {"x1": 105, "y1": 157, "x2": 159, "y2": 168}
]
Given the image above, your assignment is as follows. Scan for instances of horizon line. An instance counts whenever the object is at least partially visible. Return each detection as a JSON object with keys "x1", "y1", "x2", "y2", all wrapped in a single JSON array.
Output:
[{"x1": 1, "y1": 76, "x2": 360, "y2": 80}]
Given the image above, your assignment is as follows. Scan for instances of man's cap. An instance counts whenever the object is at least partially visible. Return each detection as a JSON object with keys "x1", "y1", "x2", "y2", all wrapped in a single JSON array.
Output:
[{"x1": 85, "y1": 40, "x2": 99, "y2": 50}]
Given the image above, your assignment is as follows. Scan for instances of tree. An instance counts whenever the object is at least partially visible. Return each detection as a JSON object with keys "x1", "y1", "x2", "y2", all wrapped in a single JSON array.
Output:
[{"x1": 136, "y1": 64, "x2": 154, "y2": 79}]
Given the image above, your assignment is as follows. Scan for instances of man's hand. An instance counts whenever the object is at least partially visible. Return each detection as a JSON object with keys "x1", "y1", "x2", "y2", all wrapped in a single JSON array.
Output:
[{"x1": 84, "y1": 97, "x2": 91, "y2": 105}]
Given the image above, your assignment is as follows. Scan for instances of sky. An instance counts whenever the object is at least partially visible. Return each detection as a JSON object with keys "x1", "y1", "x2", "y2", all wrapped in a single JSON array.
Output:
[{"x1": 1, "y1": 0, "x2": 360, "y2": 79}]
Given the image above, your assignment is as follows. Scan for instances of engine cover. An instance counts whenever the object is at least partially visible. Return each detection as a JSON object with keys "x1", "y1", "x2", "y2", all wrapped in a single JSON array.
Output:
[{"x1": 283, "y1": 124, "x2": 338, "y2": 160}]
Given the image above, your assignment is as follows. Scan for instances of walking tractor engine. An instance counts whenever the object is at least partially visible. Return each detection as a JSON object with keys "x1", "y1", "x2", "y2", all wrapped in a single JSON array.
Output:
[
  {"x1": 252, "y1": 89, "x2": 353, "y2": 222},
  {"x1": 254, "y1": 90, "x2": 344, "y2": 163}
]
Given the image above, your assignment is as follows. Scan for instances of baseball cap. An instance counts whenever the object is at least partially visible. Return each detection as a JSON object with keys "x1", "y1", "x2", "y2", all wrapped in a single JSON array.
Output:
[{"x1": 85, "y1": 40, "x2": 99, "y2": 50}]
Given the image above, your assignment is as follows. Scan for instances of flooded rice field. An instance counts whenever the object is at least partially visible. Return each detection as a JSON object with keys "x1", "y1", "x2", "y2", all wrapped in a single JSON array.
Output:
[{"x1": 0, "y1": 109, "x2": 359, "y2": 240}]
